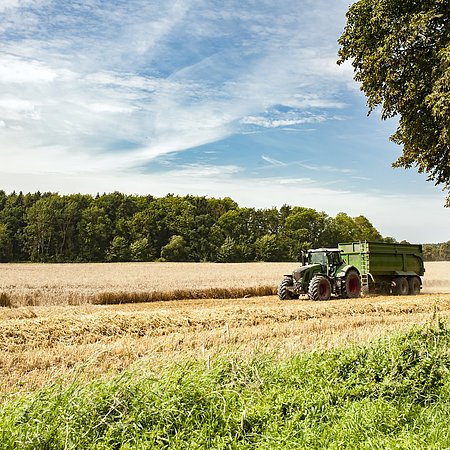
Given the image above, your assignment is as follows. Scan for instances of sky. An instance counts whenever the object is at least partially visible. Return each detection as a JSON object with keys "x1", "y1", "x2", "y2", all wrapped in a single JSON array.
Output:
[{"x1": 0, "y1": 0, "x2": 448, "y2": 243}]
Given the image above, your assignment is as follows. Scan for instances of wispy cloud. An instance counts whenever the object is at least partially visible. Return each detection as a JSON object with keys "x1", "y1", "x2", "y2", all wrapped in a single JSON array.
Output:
[
  {"x1": 0, "y1": 0, "x2": 355, "y2": 175},
  {"x1": 242, "y1": 113, "x2": 327, "y2": 129},
  {"x1": 261, "y1": 155, "x2": 286, "y2": 167},
  {"x1": 298, "y1": 163, "x2": 353, "y2": 174}
]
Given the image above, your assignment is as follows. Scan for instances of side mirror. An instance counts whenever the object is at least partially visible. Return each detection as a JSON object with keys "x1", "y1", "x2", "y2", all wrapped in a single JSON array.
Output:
[{"x1": 301, "y1": 251, "x2": 306, "y2": 266}]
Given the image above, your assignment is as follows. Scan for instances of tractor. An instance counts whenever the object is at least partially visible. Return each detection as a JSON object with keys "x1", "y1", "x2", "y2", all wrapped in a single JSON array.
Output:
[{"x1": 278, "y1": 248, "x2": 361, "y2": 301}]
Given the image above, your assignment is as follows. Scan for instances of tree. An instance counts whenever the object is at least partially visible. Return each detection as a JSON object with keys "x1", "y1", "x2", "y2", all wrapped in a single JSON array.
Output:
[
  {"x1": 255, "y1": 234, "x2": 282, "y2": 262},
  {"x1": 78, "y1": 206, "x2": 112, "y2": 261},
  {"x1": 0, "y1": 192, "x2": 28, "y2": 260},
  {"x1": 217, "y1": 237, "x2": 242, "y2": 263},
  {"x1": 0, "y1": 223, "x2": 13, "y2": 262},
  {"x1": 353, "y1": 216, "x2": 383, "y2": 242},
  {"x1": 130, "y1": 238, "x2": 154, "y2": 261},
  {"x1": 283, "y1": 207, "x2": 331, "y2": 255},
  {"x1": 160, "y1": 235, "x2": 190, "y2": 262},
  {"x1": 211, "y1": 208, "x2": 259, "y2": 261},
  {"x1": 24, "y1": 195, "x2": 65, "y2": 261},
  {"x1": 106, "y1": 236, "x2": 130, "y2": 262},
  {"x1": 328, "y1": 213, "x2": 359, "y2": 245},
  {"x1": 338, "y1": 0, "x2": 450, "y2": 205}
]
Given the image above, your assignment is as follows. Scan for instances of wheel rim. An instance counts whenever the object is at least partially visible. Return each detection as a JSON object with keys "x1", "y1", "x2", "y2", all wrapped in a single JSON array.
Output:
[
  {"x1": 348, "y1": 276, "x2": 359, "y2": 294},
  {"x1": 319, "y1": 281, "x2": 329, "y2": 298}
]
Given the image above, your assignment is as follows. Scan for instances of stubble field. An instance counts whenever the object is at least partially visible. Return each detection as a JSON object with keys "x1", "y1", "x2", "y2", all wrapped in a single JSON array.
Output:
[{"x1": 0, "y1": 261, "x2": 449, "y2": 397}]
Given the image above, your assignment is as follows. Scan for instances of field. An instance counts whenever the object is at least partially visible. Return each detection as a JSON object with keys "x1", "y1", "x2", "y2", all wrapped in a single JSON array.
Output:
[
  {"x1": 1, "y1": 261, "x2": 448, "y2": 307},
  {"x1": 0, "y1": 261, "x2": 449, "y2": 397}
]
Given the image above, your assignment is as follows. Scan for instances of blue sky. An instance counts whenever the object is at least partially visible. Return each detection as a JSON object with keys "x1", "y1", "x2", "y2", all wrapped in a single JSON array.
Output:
[{"x1": 0, "y1": 0, "x2": 448, "y2": 243}]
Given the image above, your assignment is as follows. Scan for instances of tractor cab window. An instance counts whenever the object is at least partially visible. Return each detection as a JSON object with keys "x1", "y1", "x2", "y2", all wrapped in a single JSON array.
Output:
[
  {"x1": 328, "y1": 252, "x2": 341, "y2": 267},
  {"x1": 309, "y1": 252, "x2": 327, "y2": 267}
]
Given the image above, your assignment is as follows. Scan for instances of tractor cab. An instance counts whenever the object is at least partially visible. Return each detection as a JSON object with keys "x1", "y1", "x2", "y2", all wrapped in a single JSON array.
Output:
[{"x1": 304, "y1": 248, "x2": 343, "y2": 276}]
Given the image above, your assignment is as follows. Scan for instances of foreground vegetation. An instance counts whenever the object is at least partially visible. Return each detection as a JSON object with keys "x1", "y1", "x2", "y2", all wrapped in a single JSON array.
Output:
[{"x1": 2, "y1": 321, "x2": 450, "y2": 449}]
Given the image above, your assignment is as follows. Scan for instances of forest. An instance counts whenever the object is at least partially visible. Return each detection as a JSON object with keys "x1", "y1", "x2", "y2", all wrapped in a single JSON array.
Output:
[{"x1": 0, "y1": 190, "x2": 446, "y2": 263}]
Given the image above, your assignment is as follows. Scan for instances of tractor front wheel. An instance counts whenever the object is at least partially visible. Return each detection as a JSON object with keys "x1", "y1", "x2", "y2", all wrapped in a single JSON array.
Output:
[
  {"x1": 308, "y1": 276, "x2": 331, "y2": 301},
  {"x1": 278, "y1": 278, "x2": 295, "y2": 300}
]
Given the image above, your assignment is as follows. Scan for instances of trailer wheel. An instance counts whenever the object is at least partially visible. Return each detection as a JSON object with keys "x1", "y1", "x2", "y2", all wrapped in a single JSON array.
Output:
[
  {"x1": 308, "y1": 276, "x2": 331, "y2": 301},
  {"x1": 344, "y1": 270, "x2": 361, "y2": 298},
  {"x1": 408, "y1": 277, "x2": 421, "y2": 295},
  {"x1": 393, "y1": 277, "x2": 409, "y2": 295},
  {"x1": 278, "y1": 278, "x2": 296, "y2": 300}
]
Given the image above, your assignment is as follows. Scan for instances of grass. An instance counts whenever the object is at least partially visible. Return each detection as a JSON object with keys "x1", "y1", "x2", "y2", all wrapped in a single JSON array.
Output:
[{"x1": 2, "y1": 320, "x2": 450, "y2": 449}]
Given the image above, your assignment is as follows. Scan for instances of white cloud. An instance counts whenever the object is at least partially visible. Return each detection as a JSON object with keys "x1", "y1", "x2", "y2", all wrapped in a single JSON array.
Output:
[
  {"x1": 164, "y1": 164, "x2": 242, "y2": 178},
  {"x1": 242, "y1": 114, "x2": 327, "y2": 129},
  {"x1": 0, "y1": 54, "x2": 57, "y2": 83},
  {"x1": 261, "y1": 155, "x2": 286, "y2": 167},
  {"x1": 298, "y1": 163, "x2": 353, "y2": 174}
]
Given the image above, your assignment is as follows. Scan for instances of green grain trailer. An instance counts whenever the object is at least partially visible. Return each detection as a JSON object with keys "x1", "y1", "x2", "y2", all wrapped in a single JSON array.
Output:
[{"x1": 338, "y1": 241, "x2": 425, "y2": 296}]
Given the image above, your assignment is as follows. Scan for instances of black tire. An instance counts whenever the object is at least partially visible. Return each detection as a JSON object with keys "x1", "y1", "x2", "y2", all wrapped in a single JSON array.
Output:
[
  {"x1": 408, "y1": 277, "x2": 421, "y2": 295},
  {"x1": 344, "y1": 270, "x2": 361, "y2": 298},
  {"x1": 308, "y1": 276, "x2": 331, "y2": 301},
  {"x1": 278, "y1": 278, "x2": 294, "y2": 300},
  {"x1": 393, "y1": 277, "x2": 409, "y2": 295}
]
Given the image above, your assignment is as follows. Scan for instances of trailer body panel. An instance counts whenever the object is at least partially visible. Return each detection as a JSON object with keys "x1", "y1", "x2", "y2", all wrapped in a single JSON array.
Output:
[{"x1": 338, "y1": 241, "x2": 425, "y2": 277}]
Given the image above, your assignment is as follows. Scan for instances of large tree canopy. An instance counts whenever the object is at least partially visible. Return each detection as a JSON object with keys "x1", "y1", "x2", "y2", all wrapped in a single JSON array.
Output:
[{"x1": 338, "y1": 0, "x2": 450, "y2": 205}]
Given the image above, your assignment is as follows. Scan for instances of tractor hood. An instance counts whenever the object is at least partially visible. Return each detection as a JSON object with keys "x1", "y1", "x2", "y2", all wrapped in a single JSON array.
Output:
[{"x1": 292, "y1": 264, "x2": 322, "y2": 282}]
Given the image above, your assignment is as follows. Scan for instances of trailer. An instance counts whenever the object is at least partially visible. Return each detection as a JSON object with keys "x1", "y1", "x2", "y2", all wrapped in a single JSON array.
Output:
[
  {"x1": 338, "y1": 241, "x2": 425, "y2": 296},
  {"x1": 278, "y1": 241, "x2": 425, "y2": 300}
]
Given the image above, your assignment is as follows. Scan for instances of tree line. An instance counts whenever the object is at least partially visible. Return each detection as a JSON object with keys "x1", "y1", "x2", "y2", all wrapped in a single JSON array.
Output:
[
  {"x1": 423, "y1": 243, "x2": 450, "y2": 262},
  {"x1": 0, "y1": 190, "x2": 436, "y2": 263}
]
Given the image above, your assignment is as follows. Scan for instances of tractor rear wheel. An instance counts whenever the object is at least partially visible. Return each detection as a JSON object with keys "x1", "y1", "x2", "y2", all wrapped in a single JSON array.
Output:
[
  {"x1": 408, "y1": 277, "x2": 421, "y2": 295},
  {"x1": 393, "y1": 277, "x2": 409, "y2": 295},
  {"x1": 278, "y1": 278, "x2": 295, "y2": 300},
  {"x1": 308, "y1": 276, "x2": 331, "y2": 301},
  {"x1": 344, "y1": 270, "x2": 361, "y2": 298}
]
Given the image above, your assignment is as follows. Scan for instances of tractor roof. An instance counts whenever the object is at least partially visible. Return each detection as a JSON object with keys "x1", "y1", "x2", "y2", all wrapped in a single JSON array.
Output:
[{"x1": 308, "y1": 248, "x2": 341, "y2": 253}]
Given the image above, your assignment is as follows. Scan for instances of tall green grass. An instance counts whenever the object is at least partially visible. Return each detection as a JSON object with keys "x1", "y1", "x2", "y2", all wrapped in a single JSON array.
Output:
[{"x1": 2, "y1": 321, "x2": 450, "y2": 449}]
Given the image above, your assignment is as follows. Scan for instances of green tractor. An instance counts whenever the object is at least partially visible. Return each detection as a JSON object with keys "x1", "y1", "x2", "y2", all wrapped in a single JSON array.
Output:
[{"x1": 278, "y1": 248, "x2": 361, "y2": 301}]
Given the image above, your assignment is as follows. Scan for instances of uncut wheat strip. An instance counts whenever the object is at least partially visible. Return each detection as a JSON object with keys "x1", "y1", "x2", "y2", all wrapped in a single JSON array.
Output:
[{"x1": 0, "y1": 285, "x2": 278, "y2": 307}]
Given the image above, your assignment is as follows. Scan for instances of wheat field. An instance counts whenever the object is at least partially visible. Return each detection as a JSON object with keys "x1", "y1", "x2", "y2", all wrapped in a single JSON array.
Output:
[
  {"x1": 0, "y1": 261, "x2": 448, "y2": 307},
  {"x1": 0, "y1": 261, "x2": 449, "y2": 397},
  {"x1": 0, "y1": 262, "x2": 295, "y2": 307}
]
